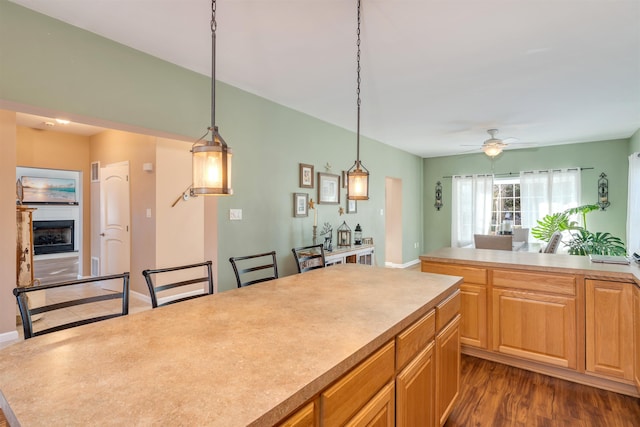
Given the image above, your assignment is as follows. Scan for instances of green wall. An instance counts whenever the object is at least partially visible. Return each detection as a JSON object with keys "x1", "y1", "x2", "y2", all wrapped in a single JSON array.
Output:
[
  {"x1": 0, "y1": 1, "x2": 424, "y2": 292},
  {"x1": 422, "y1": 139, "x2": 631, "y2": 252}
]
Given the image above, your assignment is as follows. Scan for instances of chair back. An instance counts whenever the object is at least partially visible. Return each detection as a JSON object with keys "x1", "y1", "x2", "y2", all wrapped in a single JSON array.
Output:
[
  {"x1": 13, "y1": 272, "x2": 130, "y2": 339},
  {"x1": 474, "y1": 234, "x2": 513, "y2": 251},
  {"x1": 229, "y1": 251, "x2": 278, "y2": 288},
  {"x1": 543, "y1": 231, "x2": 563, "y2": 254},
  {"x1": 292, "y1": 244, "x2": 326, "y2": 273},
  {"x1": 142, "y1": 261, "x2": 214, "y2": 308},
  {"x1": 512, "y1": 228, "x2": 529, "y2": 243}
]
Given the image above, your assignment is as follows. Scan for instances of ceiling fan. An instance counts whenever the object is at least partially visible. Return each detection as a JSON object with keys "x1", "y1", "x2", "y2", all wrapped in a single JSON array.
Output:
[{"x1": 479, "y1": 129, "x2": 518, "y2": 157}]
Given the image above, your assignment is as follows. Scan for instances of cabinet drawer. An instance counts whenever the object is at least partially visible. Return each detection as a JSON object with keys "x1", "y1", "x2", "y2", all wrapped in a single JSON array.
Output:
[
  {"x1": 322, "y1": 341, "x2": 395, "y2": 427},
  {"x1": 436, "y1": 290, "x2": 461, "y2": 331},
  {"x1": 422, "y1": 262, "x2": 487, "y2": 285},
  {"x1": 279, "y1": 401, "x2": 316, "y2": 427},
  {"x1": 493, "y1": 269, "x2": 575, "y2": 296},
  {"x1": 396, "y1": 309, "x2": 435, "y2": 370}
]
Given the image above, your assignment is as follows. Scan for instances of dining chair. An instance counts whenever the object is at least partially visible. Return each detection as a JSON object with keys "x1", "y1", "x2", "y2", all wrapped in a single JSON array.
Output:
[
  {"x1": 474, "y1": 234, "x2": 513, "y2": 251},
  {"x1": 229, "y1": 251, "x2": 278, "y2": 288},
  {"x1": 291, "y1": 244, "x2": 326, "y2": 273},
  {"x1": 13, "y1": 272, "x2": 130, "y2": 339},
  {"x1": 542, "y1": 231, "x2": 563, "y2": 254},
  {"x1": 142, "y1": 261, "x2": 214, "y2": 308}
]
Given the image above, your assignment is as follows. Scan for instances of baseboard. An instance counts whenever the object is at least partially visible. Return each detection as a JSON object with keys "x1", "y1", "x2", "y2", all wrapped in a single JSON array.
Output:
[
  {"x1": 462, "y1": 345, "x2": 640, "y2": 398},
  {"x1": 385, "y1": 259, "x2": 420, "y2": 269},
  {"x1": 0, "y1": 330, "x2": 19, "y2": 345},
  {"x1": 130, "y1": 290, "x2": 151, "y2": 305}
]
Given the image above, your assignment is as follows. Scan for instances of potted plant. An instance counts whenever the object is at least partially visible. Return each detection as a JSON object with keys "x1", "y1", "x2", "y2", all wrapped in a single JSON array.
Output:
[{"x1": 531, "y1": 204, "x2": 627, "y2": 256}]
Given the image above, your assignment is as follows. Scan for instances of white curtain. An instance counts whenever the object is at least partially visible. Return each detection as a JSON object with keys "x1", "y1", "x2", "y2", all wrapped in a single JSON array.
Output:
[
  {"x1": 451, "y1": 174, "x2": 493, "y2": 247},
  {"x1": 627, "y1": 153, "x2": 640, "y2": 255},
  {"x1": 520, "y1": 168, "x2": 581, "y2": 240}
]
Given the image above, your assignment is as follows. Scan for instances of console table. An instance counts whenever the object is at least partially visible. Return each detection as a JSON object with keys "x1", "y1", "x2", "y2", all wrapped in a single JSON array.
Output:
[{"x1": 325, "y1": 243, "x2": 375, "y2": 266}]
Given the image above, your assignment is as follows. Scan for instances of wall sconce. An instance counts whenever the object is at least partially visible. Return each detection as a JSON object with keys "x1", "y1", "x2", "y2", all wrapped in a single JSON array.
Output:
[
  {"x1": 597, "y1": 172, "x2": 610, "y2": 211},
  {"x1": 434, "y1": 181, "x2": 443, "y2": 211}
]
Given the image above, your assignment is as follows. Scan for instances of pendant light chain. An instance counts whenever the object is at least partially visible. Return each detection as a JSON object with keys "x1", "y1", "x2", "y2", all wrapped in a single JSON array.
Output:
[
  {"x1": 210, "y1": 0, "x2": 217, "y2": 130},
  {"x1": 356, "y1": 0, "x2": 361, "y2": 164}
]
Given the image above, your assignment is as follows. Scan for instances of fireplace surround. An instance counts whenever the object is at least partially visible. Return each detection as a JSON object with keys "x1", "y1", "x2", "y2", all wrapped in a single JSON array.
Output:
[{"x1": 33, "y1": 220, "x2": 75, "y2": 255}]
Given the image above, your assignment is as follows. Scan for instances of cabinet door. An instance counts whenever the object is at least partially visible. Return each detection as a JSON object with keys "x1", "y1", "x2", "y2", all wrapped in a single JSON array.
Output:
[
  {"x1": 396, "y1": 342, "x2": 435, "y2": 427},
  {"x1": 585, "y1": 280, "x2": 634, "y2": 380},
  {"x1": 345, "y1": 382, "x2": 395, "y2": 427},
  {"x1": 435, "y1": 315, "x2": 461, "y2": 427},
  {"x1": 459, "y1": 283, "x2": 487, "y2": 348},
  {"x1": 279, "y1": 401, "x2": 316, "y2": 427},
  {"x1": 492, "y1": 289, "x2": 577, "y2": 369}
]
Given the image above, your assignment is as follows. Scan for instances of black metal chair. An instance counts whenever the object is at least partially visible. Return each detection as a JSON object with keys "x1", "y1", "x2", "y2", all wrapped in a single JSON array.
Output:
[
  {"x1": 142, "y1": 261, "x2": 214, "y2": 308},
  {"x1": 229, "y1": 251, "x2": 278, "y2": 288},
  {"x1": 291, "y1": 244, "x2": 326, "y2": 273},
  {"x1": 13, "y1": 272, "x2": 130, "y2": 339}
]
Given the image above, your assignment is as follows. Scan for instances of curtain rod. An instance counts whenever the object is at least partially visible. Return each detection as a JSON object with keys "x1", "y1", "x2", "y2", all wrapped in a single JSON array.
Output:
[{"x1": 442, "y1": 167, "x2": 594, "y2": 179}]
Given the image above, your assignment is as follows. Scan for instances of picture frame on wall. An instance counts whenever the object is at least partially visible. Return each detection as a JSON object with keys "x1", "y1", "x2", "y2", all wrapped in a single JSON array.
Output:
[
  {"x1": 299, "y1": 163, "x2": 314, "y2": 188},
  {"x1": 318, "y1": 172, "x2": 340, "y2": 204},
  {"x1": 293, "y1": 193, "x2": 309, "y2": 217},
  {"x1": 346, "y1": 197, "x2": 357, "y2": 214}
]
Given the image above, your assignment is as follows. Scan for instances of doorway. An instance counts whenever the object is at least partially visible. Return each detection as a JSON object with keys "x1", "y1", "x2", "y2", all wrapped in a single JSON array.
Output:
[
  {"x1": 99, "y1": 161, "x2": 131, "y2": 290},
  {"x1": 385, "y1": 177, "x2": 402, "y2": 266}
]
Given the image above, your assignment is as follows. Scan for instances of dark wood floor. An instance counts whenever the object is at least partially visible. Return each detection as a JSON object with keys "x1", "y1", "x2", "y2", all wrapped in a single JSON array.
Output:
[{"x1": 445, "y1": 355, "x2": 640, "y2": 427}]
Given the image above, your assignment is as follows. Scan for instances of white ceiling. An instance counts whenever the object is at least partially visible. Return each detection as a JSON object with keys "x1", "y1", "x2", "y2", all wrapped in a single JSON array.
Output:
[{"x1": 9, "y1": 0, "x2": 640, "y2": 158}]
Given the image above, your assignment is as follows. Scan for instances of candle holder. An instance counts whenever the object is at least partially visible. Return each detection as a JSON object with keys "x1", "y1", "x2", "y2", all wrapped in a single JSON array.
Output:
[{"x1": 313, "y1": 225, "x2": 317, "y2": 245}]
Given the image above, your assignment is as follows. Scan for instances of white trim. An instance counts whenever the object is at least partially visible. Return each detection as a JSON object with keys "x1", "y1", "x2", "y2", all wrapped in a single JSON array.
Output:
[
  {"x1": 385, "y1": 259, "x2": 420, "y2": 269},
  {"x1": 0, "y1": 330, "x2": 19, "y2": 345}
]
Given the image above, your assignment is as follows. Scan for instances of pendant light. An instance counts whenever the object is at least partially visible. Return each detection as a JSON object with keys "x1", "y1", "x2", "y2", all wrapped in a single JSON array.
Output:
[
  {"x1": 191, "y1": 0, "x2": 233, "y2": 196},
  {"x1": 347, "y1": 0, "x2": 369, "y2": 201}
]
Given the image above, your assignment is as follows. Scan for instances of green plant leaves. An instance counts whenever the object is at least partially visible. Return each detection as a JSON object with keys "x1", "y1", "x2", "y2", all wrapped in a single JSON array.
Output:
[{"x1": 531, "y1": 204, "x2": 626, "y2": 256}]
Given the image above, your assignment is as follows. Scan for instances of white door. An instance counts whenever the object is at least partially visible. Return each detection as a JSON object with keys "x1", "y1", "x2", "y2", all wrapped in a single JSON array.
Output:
[{"x1": 100, "y1": 162, "x2": 130, "y2": 290}]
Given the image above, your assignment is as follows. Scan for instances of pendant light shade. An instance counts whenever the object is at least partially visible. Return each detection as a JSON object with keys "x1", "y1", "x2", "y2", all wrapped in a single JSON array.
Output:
[
  {"x1": 192, "y1": 127, "x2": 233, "y2": 195},
  {"x1": 347, "y1": 0, "x2": 369, "y2": 201},
  {"x1": 191, "y1": 0, "x2": 233, "y2": 196},
  {"x1": 347, "y1": 161, "x2": 369, "y2": 200}
]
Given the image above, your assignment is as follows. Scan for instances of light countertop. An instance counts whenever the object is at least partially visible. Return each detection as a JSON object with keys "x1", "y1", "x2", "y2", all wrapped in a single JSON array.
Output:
[
  {"x1": 420, "y1": 247, "x2": 640, "y2": 286},
  {"x1": 0, "y1": 264, "x2": 460, "y2": 427}
]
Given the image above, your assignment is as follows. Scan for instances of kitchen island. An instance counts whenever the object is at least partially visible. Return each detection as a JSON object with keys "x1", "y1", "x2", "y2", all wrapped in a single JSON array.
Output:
[
  {"x1": 421, "y1": 247, "x2": 640, "y2": 398},
  {"x1": 0, "y1": 264, "x2": 461, "y2": 426}
]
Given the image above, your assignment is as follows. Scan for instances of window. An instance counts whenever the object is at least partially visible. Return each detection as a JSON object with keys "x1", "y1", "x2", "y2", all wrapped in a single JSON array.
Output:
[{"x1": 492, "y1": 178, "x2": 521, "y2": 233}]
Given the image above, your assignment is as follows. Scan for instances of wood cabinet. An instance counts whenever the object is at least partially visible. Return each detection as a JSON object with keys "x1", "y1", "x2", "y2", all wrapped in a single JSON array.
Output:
[
  {"x1": 434, "y1": 291, "x2": 461, "y2": 427},
  {"x1": 280, "y1": 290, "x2": 460, "y2": 427},
  {"x1": 635, "y1": 285, "x2": 640, "y2": 391},
  {"x1": 322, "y1": 341, "x2": 395, "y2": 427},
  {"x1": 492, "y1": 269, "x2": 577, "y2": 369},
  {"x1": 280, "y1": 401, "x2": 317, "y2": 427},
  {"x1": 396, "y1": 310, "x2": 436, "y2": 427},
  {"x1": 422, "y1": 262, "x2": 487, "y2": 349},
  {"x1": 420, "y1": 250, "x2": 640, "y2": 398},
  {"x1": 346, "y1": 382, "x2": 395, "y2": 427},
  {"x1": 585, "y1": 279, "x2": 634, "y2": 381}
]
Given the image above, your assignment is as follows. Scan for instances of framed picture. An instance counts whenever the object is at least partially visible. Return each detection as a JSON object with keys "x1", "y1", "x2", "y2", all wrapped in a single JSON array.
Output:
[
  {"x1": 346, "y1": 197, "x2": 357, "y2": 214},
  {"x1": 299, "y1": 163, "x2": 314, "y2": 188},
  {"x1": 20, "y1": 176, "x2": 78, "y2": 205},
  {"x1": 293, "y1": 193, "x2": 309, "y2": 217},
  {"x1": 318, "y1": 172, "x2": 340, "y2": 204}
]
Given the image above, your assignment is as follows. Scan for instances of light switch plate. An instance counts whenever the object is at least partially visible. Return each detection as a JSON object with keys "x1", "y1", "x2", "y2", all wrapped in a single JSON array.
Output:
[{"x1": 230, "y1": 209, "x2": 242, "y2": 220}]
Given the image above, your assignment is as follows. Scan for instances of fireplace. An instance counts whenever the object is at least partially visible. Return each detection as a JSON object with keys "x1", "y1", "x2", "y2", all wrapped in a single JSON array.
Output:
[{"x1": 33, "y1": 220, "x2": 75, "y2": 255}]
